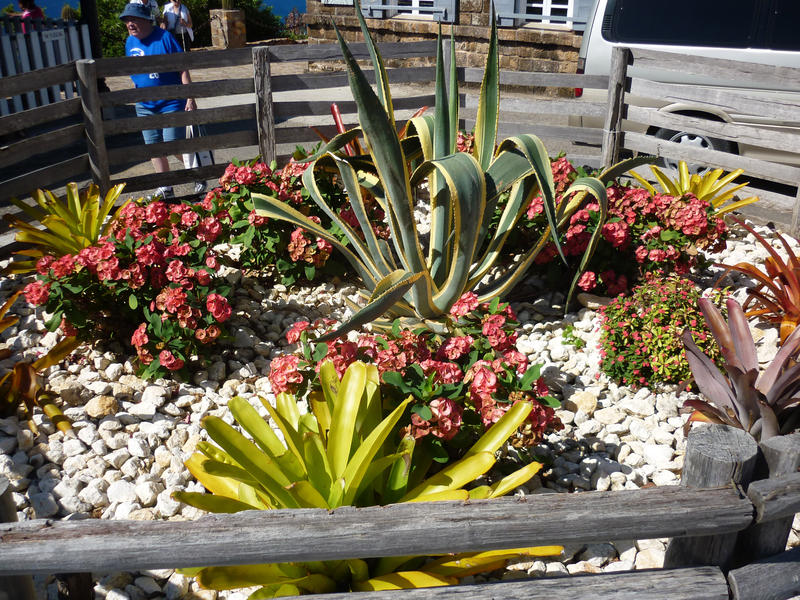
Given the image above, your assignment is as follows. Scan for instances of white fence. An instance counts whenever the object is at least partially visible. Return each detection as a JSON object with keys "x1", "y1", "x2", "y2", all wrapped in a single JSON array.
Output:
[{"x1": 0, "y1": 16, "x2": 92, "y2": 115}]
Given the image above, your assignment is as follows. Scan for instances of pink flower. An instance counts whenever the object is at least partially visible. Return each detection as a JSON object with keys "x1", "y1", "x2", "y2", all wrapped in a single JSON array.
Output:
[
  {"x1": 577, "y1": 270, "x2": 597, "y2": 291},
  {"x1": 131, "y1": 323, "x2": 149, "y2": 347},
  {"x1": 36, "y1": 255, "x2": 55, "y2": 275},
  {"x1": 268, "y1": 354, "x2": 304, "y2": 394},
  {"x1": 156, "y1": 287, "x2": 187, "y2": 313},
  {"x1": 145, "y1": 201, "x2": 169, "y2": 225},
  {"x1": 23, "y1": 281, "x2": 50, "y2": 305},
  {"x1": 441, "y1": 335, "x2": 474, "y2": 360},
  {"x1": 159, "y1": 350, "x2": 184, "y2": 371},
  {"x1": 166, "y1": 260, "x2": 191, "y2": 283},
  {"x1": 286, "y1": 321, "x2": 311, "y2": 344},
  {"x1": 601, "y1": 220, "x2": 630, "y2": 248},
  {"x1": 195, "y1": 269, "x2": 212, "y2": 286},
  {"x1": 634, "y1": 245, "x2": 649, "y2": 263},
  {"x1": 248, "y1": 210, "x2": 268, "y2": 227},
  {"x1": 205, "y1": 255, "x2": 219, "y2": 270},
  {"x1": 450, "y1": 292, "x2": 479, "y2": 318},
  {"x1": 206, "y1": 293, "x2": 232, "y2": 322},
  {"x1": 51, "y1": 254, "x2": 76, "y2": 278},
  {"x1": 526, "y1": 196, "x2": 544, "y2": 219},
  {"x1": 197, "y1": 217, "x2": 222, "y2": 243},
  {"x1": 469, "y1": 363, "x2": 498, "y2": 396}
]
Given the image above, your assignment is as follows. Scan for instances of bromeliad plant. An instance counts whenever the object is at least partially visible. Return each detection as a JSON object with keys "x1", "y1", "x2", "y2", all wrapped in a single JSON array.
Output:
[
  {"x1": 629, "y1": 160, "x2": 759, "y2": 217},
  {"x1": 4, "y1": 183, "x2": 129, "y2": 274},
  {"x1": 0, "y1": 291, "x2": 80, "y2": 433},
  {"x1": 175, "y1": 360, "x2": 561, "y2": 596},
  {"x1": 716, "y1": 218, "x2": 800, "y2": 343},
  {"x1": 682, "y1": 297, "x2": 800, "y2": 440},
  {"x1": 253, "y1": 1, "x2": 644, "y2": 338}
]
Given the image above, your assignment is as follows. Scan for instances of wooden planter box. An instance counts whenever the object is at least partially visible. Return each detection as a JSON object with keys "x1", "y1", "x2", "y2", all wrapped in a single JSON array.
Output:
[{"x1": 210, "y1": 8, "x2": 246, "y2": 49}]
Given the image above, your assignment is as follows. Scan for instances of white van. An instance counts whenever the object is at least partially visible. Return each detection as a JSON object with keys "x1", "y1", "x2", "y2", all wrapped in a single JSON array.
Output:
[{"x1": 572, "y1": 0, "x2": 800, "y2": 164}]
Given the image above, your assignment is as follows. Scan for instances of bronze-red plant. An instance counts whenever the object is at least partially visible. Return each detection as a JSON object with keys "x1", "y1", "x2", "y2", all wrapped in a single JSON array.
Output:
[{"x1": 717, "y1": 217, "x2": 800, "y2": 343}]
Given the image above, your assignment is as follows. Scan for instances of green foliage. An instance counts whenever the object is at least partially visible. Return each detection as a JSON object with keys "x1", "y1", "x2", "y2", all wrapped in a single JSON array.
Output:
[
  {"x1": 561, "y1": 323, "x2": 585, "y2": 350},
  {"x1": 599, "y1": 276, "x2": 724, "y2": 388},
  {"x1": 253, "y1": 0, "x2": 624, "y2": 341},
  {"x1": 175, "y1": 361, "x2": 560, "y2": 596},
  {"x1": 97, "y1": 0, "x2": 128, "y2": 57}
]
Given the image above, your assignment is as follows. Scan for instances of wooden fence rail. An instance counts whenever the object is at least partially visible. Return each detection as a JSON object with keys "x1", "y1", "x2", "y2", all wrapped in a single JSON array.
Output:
[{"x1": 0, "y1": 425, "x2": 798, "y2": 600}]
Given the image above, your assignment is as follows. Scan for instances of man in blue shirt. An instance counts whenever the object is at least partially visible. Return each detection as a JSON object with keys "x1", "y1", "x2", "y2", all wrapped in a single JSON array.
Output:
[{"x1": 120, "y1": 2, "x2": 199, "y2": 199}]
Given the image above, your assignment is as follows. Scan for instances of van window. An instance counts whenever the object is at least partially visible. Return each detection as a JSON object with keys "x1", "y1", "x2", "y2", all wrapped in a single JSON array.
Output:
[
  {"x1": 768, "y1": 0, "x2": 800, "y2": 51},
  {"x1": 603, "y1": 0, "x2": 759, "y2": 48}
]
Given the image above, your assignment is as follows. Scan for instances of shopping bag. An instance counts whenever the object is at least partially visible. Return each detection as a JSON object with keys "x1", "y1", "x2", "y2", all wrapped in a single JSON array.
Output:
[{"x1": 182, "y1": 125, "x2": 214, "y2": 169}]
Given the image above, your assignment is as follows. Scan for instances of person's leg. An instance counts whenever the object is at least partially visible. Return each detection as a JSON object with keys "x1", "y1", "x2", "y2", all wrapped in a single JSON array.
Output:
[{"x1": 136, "y1": 104, "x2": 169, "y2": 174}]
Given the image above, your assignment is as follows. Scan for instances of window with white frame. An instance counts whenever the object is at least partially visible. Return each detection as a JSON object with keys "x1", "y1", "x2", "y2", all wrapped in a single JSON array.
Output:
[
  {"x1": 524, "y1": 0, "x2": 572, "y2": 25},
  {"x1": 396, "y1": 0, "x2": 436, "y2": 17},
  {"x1": 360, "y1": 0, "x2": 456, "y2": 22}
]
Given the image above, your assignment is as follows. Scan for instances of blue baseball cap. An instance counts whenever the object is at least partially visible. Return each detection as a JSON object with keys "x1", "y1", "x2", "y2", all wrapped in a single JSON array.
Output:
[{"x1": 119, "y1": 3, "x2": 152, "y2": 20}]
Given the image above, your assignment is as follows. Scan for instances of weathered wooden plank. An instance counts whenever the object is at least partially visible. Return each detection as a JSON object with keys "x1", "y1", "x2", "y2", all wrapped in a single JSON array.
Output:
[
  {"x1": 0, "y1": 486, "x2": 753, "y2": 575},
  {"x1": 94, "y1": 47, "x2": 254, "y2": 77},
  {"x1": 106, "y1": 129, "x2": 257, "y2": 166},
  {"x1": 464, "y1": 95, "x2": 607, "y2": 119},
  {"x1": 664, "y1": 425, "x2": 758, "y2": 571},
  {"x1": 602, "y1": 47, "x2": 629, "y2": 167},
  {"x1": 298, "y1": 566, "x2": 729, "y2": 600},
  {"x1": 253, "y1": 47, "x2": 276, "y2": 165},
  {"x1": 0, "y1": 155, "x2": 90, "y2": 203},
  {"x1": 626, "y1": 105, "x2": 800, "y2": 155},
  {"x1": 76, "y1": 59, "x2": 111, "y2": 192},
  {"x1": 728, "y1": 546, "x2": 800, "y2": 600},
  {"x1": 111, "y1": 164, "x2": 228, "y2": 194},
  {"x1": 274, "y1": 124, "x2": 341, "y2": 145},
  {"x1": 268, "y1": 41, "x2": 437, "y2": 63},
  {"x1": 0, "y1": 123, "x2": 85, "y2": 169},
  {"x1": 628, "y1": 78, "x2": 800, "y2": 124},
  {"x1": 270, "y1": 67, "x2": 435, "y2": 93},
  {"x1": 104, "y1": 105, "x2": 255, "y2": 135},
  {"x1": 735, "y1": 433, "x2": 800, "y2": 566},
  {"x1": 0, "y1": 96, "x2": 82, "y2": 136},
  {"x1": 100, "y1": 79, "x2": 254, "y2": 108},
  {"x1": 624, "y1": 132, "x2": 800, "y2": 186},
  {"x1": 747, "y1": 472, "x2": 800, "y2": 524},
  {"x1": 0, "y1": 61, "x2": 78, "y2": 98},
  {"x1": 462, "y1": 67, "x2": 609, "y2": 90},
  {"x1": 495, "y1": 122, "x2": 604, "y2": 145},
  {"x1": 273, "y1": 95, "x2": 435, "y2": 120},
  {"x1": 0, "y1": 477, "x2": 36, "y2": 600},
  {"x1": 631, "y1": 48, "x2": 800, "y2": 91}
]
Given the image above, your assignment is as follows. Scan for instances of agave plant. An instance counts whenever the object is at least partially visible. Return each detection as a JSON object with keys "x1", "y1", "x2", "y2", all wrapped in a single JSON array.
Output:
[
  {"x1": 253, "y1": 1, "x2": 649, "y2": 339},
  {"x1": 0, "y1": 291, "x2": 80, "y2": 433},
  {"x1": 629, "y1": 160, "x2": 758, "y2": 216},
  {"x1": 3, "y1": 182, "x2": 128, "y2": 274},
  {"x1": 716, "y1": 218, "x2": 800, "y2": 343},
  {"x1": 174, "y1": 360, "x2": 561, "y2": 596},
  {"x1": 682, "y1": 297, "x2": 800, "y2": 440}
]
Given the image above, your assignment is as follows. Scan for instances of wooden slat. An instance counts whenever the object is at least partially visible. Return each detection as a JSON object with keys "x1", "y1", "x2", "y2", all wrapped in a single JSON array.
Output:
[
  {"x1": 273, "y1": 95, "x2": 435, "y2": 120},
  {"x1": 100, "y1": 79, "x2": 254, "y2": 108},
  {"x1": 275, "y1": 125, "x2": 342, "y2": 145},
  {"x1": 104, "y1": 104, "x2": 255, "y2": 135},
  {"x1": 464, "y1": 95, "x2": 607, "y2": 119},
  {"x1": 0, "y1": 123, "x2": 84, "y2": 169},
  {"x1": 624, "y1": 132, "x2": 800, "y2": 185},
  {"x1": 631, "y1": 48, "x2": 800, "y2": 91},
  {"x1": 112, "y1": 164, "x2": 228, "y2": 194},
  {"x1": 463, "y1": 67, "x2": 609, "y2": 90},
  {"x1": 0, "y1": 61, "x2": 78, "y2": 98},
  {"x1": 0, "y1": 97, "x2": 81, "y2": 136},
  {"x1": 746, "y1": 471, "x2": 800, "y2": 524},
  {"x1": 625, "y1": 105, "x2": 800, "y2": 155},
  {"x1": 94, "y1": 47, "x2": 254, "y2": 77},
  {"x1": 268, "y1": 41, "x2": 437, "y2": 63},
  {"x1": 628, "y1": 78, "x2": 800, "y2": 124},
  {"x1": 0, "y1": 154, "x2": 89, "y2": 202},
  {"x1": 300, "y1": 566, "x2": 730, "y2": 600},
  {"x1": 494, "y1": 122, "x2": 603, "y2": 145},
  {"x1": 270, "y1": 67, "x2": 435, "y2": 93},
  {"x1": 727, "y1": 547, "x2": 800, "y2": 600},
  {"x1": 106, "y1": 129, "x2": 257, "y2": 166},
  {"x1": 0, "y1": 486, "x2": 753, "y2": 575}
]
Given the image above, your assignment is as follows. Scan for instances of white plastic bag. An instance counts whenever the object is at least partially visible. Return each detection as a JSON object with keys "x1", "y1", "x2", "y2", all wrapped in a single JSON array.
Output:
[{"x1": 182, "y1": 125, "x2": 214, "y2": 169}]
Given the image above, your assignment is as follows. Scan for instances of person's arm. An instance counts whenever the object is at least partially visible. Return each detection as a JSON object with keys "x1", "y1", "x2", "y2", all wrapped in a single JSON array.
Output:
[
  {"x1": 182, "y1": 70, "x2": 195, "y2": 111},
  {"x1": 181, "y1": 6, "x2": 192, "y2": 29}
]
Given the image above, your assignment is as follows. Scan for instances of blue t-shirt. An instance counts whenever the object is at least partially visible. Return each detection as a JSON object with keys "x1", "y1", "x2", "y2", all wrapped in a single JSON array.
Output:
[{"x1": 126, "y1": 28, "x2": 184, "y2": 112}]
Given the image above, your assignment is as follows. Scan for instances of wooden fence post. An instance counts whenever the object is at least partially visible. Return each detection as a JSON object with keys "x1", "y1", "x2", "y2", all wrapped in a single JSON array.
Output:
[
  {"x1": 727, "y1": 546, "x2": 800, "y2": 600},
  {"x1": 663, "y1": 424, "x2": 758, "y2": 571},
  {"x1": 76, "y1": 58, "x2": 111, "y2": 193},
  {"x1": 733, "y1": 432, "x2": 800, "y2": 566},
  {"x1": 0, "y1": 476, "x2": 36, "y2": 600},
  {"x1": 253, "y1": 46, "x2": 276, "y2": 166},
  {"x1": 791, "y1": 187, "x2": 800, "y2": 238},
  {"x1": 600, "y1": 46, "x2": 629, "y2": 168}
]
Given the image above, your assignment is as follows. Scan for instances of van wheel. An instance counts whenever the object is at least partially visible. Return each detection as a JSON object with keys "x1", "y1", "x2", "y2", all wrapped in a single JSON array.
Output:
[{"x1": 653, "y1": 128, "x2": 736, "y2": 173}]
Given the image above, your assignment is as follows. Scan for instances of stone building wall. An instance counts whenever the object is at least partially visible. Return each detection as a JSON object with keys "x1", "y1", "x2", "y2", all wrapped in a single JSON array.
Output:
[{"x1": 304, "y1": 0, "x2": 582, "y2": 74}]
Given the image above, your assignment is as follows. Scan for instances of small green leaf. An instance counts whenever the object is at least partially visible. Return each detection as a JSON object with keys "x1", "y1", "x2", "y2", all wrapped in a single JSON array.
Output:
[
  {"x1": 129, "y1": 294, "x2": 138, "y2": 310},
  {"x1": 312, "y1": 342, "x2": 329, "y2": 363},
  {"x1": 411, "y1": 404, "x2": 432, "y2": 421}
]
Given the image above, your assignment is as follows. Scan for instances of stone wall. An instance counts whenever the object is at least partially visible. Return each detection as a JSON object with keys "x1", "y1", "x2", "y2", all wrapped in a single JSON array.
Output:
[{"x1": 304, "y1": 0, "x2": 582, "y2": 74}]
